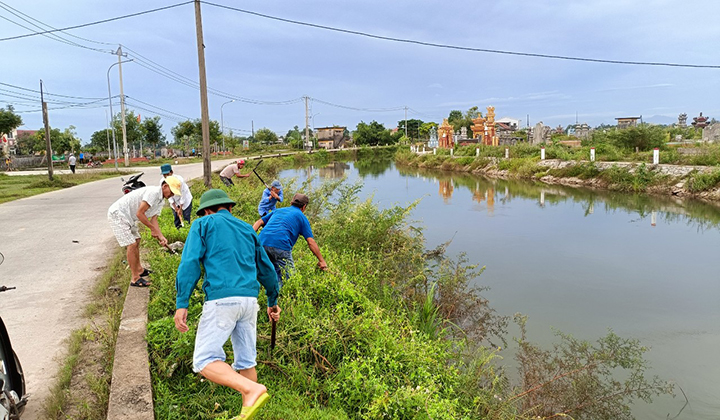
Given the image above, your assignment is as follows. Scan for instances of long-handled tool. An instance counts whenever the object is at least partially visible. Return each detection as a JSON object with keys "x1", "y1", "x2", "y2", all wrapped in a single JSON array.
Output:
[
  {"x1": 252, "y1": 160, "x2": 270, "y2": 189},
  {"x1": 270, "y1": 319, "x2": 276, "y2": 350}
]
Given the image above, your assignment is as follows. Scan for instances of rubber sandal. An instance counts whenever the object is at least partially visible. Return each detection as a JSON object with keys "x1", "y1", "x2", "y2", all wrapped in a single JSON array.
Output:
[
  {"x1": 130, "y1": 278, "x2": 151, "y2": 287},
  {"x1": 235, "y1": 393, "x2": 270, "y2": 420},
  {"x1": 140, "y1": 268, "x2": 153, "y2": 277}
]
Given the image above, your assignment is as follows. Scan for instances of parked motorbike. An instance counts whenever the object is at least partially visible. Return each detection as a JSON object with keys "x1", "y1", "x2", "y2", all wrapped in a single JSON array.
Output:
[
  {"x1": 0, "y1": 253, "x2": 28, "y2": 420},
  {"x1": 121, "y1": 172, "x2": 146, "y2": 194}
]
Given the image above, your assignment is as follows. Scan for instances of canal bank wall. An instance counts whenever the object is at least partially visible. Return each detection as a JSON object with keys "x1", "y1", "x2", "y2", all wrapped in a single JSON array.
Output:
[{"x1": 397, "y1": 153, "x2": 720, "y2": 203}]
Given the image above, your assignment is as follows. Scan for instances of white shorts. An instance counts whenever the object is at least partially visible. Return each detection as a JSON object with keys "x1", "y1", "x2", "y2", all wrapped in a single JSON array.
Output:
[
  {"x1": 193, "y1": 296, "x2": 260, "y2": 373},
  {"x1": 107, "y1": 210, "x2": 140, "y2": 247}
]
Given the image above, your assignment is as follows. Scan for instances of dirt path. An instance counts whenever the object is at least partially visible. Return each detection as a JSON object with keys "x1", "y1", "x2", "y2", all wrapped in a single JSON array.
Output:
[{"x1": 0, "y1": 159, "x2": 236, "y2": 419}]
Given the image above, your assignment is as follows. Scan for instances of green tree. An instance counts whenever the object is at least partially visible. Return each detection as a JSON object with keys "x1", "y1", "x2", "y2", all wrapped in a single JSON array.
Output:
[
  {"x1": 0, "y1": 106, "x2": 23, "y2": 139},
  {"x1": 170, "y1": 119, "x2": 221, "y2": 153},
  {"x1": 419, "y1": 122, "x2": 438, "y2": 139},
  {"x1": 607, "y1": 125, "x2": 668, "y2": 151},
  {"x1": 354, "y1": 121, "x2": 395, "y2": 146},
  {"x1": 255, "y1": 128, "x2": 278, "y2": 145},
  {"x1": 89, "y1": 129, "x2": 113, "y2": 151},
  {"x1": 141, "y1": 116, "x2": 166, "y2": 147},
  {"x1": 26, "y1": 126, "x2": 81, "y2": 155},
  {"x1": 112, "y1": 110, "x2": 143, "y2": 149},
  {"x1": 447, "y1": 107, "x2": 478, "y2": 132},
  {"x1": 397, "y1": 119, "x2": 424, "y2": 140}
]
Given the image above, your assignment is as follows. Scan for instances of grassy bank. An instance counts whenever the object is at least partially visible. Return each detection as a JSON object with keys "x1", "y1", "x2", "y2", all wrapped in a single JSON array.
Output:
[
  {"x1": 44, "y1": 249, "x2": 128, "y2": 420},
  {"x1": 140, "y1": 151, "x2": 671, "y2": 419},
  {"x1": 396, "y1": 147, "x2": 720, "y2": 196},
  {"x1": 0, "y1": 172, "x2": 122, "y2": 204}
]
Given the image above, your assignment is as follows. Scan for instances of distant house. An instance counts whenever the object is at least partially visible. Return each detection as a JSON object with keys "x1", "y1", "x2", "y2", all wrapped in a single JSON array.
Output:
[
  {"x1": 316, "y1": 126, "x2": 347, "y2": 149},
  {"x1": 1, "y1": 128, "x2": 36, "y2": 155},
  {"x1": 495, "y1": 117, "x2": 521, "y2": 130},
  {"x1": 615, "y1": 117, "x2": 640, "y2": 129}
]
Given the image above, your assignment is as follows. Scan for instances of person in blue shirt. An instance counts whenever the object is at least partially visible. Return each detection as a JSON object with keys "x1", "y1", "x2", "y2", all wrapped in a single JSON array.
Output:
[
  {"x1": 257, "y1": 180, "x2": 283, "y2": 216},
  {"x1": 174, "y1": 189, "x2": 278, "y2": 419},
  {"x1": 252, "y1": 193, "x2": 327, "y2": 288}
]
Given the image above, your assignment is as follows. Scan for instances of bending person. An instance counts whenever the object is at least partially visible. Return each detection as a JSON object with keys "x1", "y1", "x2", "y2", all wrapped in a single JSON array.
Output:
[
  {"x1": 219, "y1": 159, "x2": 250, "y2": 187},
  {"x1": 107, "y1": 176, "x2": 181, "y2": 287},
  {"x1": 252, "y1": 193, "x2": 327, "y2": 288},
  {"x1": 257, "y1": 180, "x2": 283, "y2": 216}
]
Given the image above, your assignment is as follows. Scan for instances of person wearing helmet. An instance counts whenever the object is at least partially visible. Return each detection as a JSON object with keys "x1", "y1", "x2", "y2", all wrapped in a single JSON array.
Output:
[{"x1": 219, "y1": 159, "x2": 250, "y2": 187}]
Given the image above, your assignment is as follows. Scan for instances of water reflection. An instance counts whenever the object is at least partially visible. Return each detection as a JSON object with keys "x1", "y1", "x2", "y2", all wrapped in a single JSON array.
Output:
[
  {"x1": 395, "y1": 164, "x2": 720, "y2": 230},
  {"x1": 281, "y1": 159, "x2": 720, "y2": 418}
]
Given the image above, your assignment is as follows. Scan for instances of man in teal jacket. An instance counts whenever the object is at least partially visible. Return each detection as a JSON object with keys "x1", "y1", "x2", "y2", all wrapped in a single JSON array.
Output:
[{"x1": 174, "y1": 189, "x2": 278, "y2": 419}]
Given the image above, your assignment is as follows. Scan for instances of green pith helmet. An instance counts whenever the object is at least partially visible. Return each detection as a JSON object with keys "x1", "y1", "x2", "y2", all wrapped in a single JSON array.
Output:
[{"x1": 196, "y1": 189, "x2": 236, "y2": 216}]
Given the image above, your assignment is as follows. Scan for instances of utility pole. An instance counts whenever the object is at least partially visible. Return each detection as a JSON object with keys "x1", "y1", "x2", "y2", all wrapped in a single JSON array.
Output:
[
  {"x1": 40, "y1": 79, "x2": 53, "y2": 180},
  {"x1": 193, "y1": 0, "x2": 212, "y2": 187},
  {"x1": 105, "y1": 109, "x2": 111, "y2": 160},
  {"x1": 251, "y1": 120, "x2": 254, "y2": 138},
  {"x1": 404, "y1": 106, "x2": 408, "y2": 139},
  {"x1": 116, "y1": 46, "x2": 129, "y2": 167},
  {"x1": 304, "y1": 96, "x2": 310, "y2": 150}
]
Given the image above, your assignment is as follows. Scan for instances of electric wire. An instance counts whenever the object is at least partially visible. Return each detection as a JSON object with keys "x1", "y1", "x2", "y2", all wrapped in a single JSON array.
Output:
[
  {"x1": 0, "y1": 1, "x2": 115, "y2": 46},
  {"x1": 310, "y1": 97, "x2": 405, "y2": 112},
  {"x1": 202, "y1": 1, "x2": 720, "y2": 69},
  {"x1": 0, "y1": 1, "x2": 193, "y2": 42},
  {"x1": 0, "y1": 82, "x2": 106, "y2": 101},
  {"x1": 0, "y1": 13, "x2": 108, "y2": 53}
]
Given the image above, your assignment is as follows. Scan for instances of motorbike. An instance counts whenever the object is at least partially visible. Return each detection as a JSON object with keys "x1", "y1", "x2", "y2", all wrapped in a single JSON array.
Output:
[
  {"x1": 0, "y1": 253, "x2": 28, "y2": 420},
  {"x1": 121, "y1": 172, "x2": 146, "y2": 194}
]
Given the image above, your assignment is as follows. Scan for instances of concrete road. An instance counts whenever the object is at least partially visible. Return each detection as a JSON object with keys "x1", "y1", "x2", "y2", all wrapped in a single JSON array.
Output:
[{"x1": 0, "y1": 158, "x2": 238, "y2": 419}]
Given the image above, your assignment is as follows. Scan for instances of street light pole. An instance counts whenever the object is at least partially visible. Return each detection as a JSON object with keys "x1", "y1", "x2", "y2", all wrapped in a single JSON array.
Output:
[
  {"x1": 220, "y1": 99, "x2": 234, "y2": 153},
  {"x1": 107, "y1": 59, "x2": 133, "y2": 171}
]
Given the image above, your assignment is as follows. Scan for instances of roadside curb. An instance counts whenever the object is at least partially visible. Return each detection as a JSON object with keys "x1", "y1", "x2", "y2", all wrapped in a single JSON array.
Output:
[{"x1": 106, "y1": 286, "x2": 154, "y2": 420}]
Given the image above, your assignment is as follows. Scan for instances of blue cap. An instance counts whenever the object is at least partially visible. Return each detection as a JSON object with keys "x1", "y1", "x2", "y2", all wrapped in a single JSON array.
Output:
[
  {"x1": 270, "y1": 180, "x2": 282, "y2": 189},
  {"x1": 161, "y1": 164, "x2": 172, "y2": 174}
]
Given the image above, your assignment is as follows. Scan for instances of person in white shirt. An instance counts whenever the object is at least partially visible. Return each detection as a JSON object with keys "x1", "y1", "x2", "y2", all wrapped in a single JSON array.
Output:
[
  {"x1": 160, "y1": 164, "x2": 193, "y2": 229},
  {"x1": 107, "y1": 176, "x2": 181, "y2": 287},
  {"x1": 68, "y1": 153, "x2": 77, "y2": 174}
]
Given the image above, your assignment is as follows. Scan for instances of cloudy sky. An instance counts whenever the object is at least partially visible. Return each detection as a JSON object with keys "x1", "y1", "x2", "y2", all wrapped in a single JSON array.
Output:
[{"x1": 2, "y1": 0, "x2": 719, "y2": 144}]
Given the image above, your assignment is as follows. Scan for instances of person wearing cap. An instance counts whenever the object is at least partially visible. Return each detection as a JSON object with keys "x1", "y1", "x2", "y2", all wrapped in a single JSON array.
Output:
[
  {"x1": 257, "y1": 180, "x2": 283, "y2": 216},
  {"x1": 219, "y1": 159, "x2": 250, "y2": 187},
  {"x1": 107, "y1": 176, "x2": 181, "y2": 287},
  {"x1": 160, "y1": 163, "x2": 193, "y2": 229},
  {"x1": 174, "y1": 189, "x2": 279, "y2": 419},
  {"x1": 252, "y1": 193, "x2": 327, "y2": 288},
  {"x1": 68, "y1": 153, "x2": 76, "y2": 174}
]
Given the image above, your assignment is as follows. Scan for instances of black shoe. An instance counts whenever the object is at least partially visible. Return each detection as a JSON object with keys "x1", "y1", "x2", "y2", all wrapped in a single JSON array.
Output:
[{"x1": 141, "y1": 268, "x2": 153, "y2": 277}]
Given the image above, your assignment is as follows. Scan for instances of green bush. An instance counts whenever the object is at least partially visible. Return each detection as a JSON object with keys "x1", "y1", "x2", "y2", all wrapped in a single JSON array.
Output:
[{"x1": 686, "y1": 169, "x2": 720, "y2": 192}]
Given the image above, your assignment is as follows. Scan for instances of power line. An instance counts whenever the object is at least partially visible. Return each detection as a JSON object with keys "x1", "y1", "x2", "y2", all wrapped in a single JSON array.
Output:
[
  {"x1": 0, "y1": 1, "x2": 193, "y2": 42},
  {"x1": 0, "y1": 1, "x2": 115, "y2": 46},
  {"x1": 202, "y1": 1, "x2": 720, "y2": 69},
  {"x1": 0, "y1": 82, "x2": 106, "y2": 101},
  {"x1": 311, "y1": 97, "x2": 405, "y2": 112},
  {"x1": 0, "y1": 12, "x2": 109, "y2": 53}
]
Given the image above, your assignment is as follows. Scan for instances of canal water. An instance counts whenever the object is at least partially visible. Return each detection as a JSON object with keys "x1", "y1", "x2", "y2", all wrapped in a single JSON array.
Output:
[{"x1": 280, "y1": 160, "x2": 720, "y2": 419}]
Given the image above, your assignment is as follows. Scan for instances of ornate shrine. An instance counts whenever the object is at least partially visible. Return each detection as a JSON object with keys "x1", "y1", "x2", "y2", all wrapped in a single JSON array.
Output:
[
  {"x1": 470, "y1": 106, "x2": 499, "y2": 146},
  {"x1": 438, "y1": 118, "x2": 454, "y2": 148},
  {"x1": 692, "y1": 112, "x2": 710, "y2": 129}
]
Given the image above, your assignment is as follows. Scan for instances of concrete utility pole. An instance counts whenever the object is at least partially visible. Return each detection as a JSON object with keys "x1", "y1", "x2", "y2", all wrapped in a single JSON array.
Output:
[
  {"x1": 105, "y1": 109, "x2": 111, "y2": 160},
  {"x1": 304, "y1": 96, "x2": 310, "y2": 150},
  {"x1": 404, "y1": 106, "x2": 408, "y2": 138},
  {"x1": 116, "y1": 46, "x2": 129, "y2": 167},
  {"x1": 40, "y1": 79, "x2": 53, "y2": 180},
  {"x1": 194, "y1": 0, "x2": 212, "y2": 187}
]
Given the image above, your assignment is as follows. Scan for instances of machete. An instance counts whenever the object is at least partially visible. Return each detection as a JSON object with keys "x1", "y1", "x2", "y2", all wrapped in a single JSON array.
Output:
[{"x1": 252, "y1": 160, "x2": 270, "y2": 189}]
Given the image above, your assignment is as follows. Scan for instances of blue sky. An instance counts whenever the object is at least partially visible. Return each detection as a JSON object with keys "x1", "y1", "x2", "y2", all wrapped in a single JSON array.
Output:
[{"x1": 2, "y1": 0, "x2": 719, "y2": 144}]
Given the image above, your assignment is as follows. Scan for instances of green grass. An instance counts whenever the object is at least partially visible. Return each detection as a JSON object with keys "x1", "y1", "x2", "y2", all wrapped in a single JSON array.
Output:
[
  {"x1": 44, "y1": 249, "x2": 129, "y2": 420},
  {"x1": 141, "y1": 152, "x2": 671, "y2": 419},
  {"x1": 0, "y1": 172, "x2": 121, "y2": 204}
]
